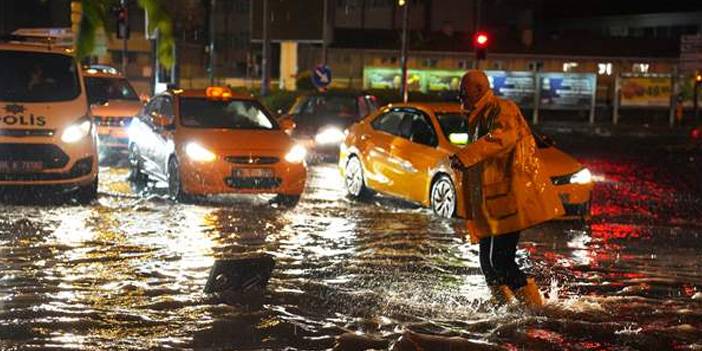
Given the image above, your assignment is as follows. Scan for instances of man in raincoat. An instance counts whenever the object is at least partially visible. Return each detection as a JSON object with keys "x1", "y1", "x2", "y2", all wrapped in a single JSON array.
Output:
[{"x1": 452, "y1": 70, "x2": 564, "y2": 308}]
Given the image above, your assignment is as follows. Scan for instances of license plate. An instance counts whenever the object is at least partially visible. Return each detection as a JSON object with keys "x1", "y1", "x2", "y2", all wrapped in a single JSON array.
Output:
[
  {"x1": 232, "y1": 168, "x2": 274, "y2": 178},
  {"x1": 0, "y1": 160, "x2": 43, "y2": 173}
]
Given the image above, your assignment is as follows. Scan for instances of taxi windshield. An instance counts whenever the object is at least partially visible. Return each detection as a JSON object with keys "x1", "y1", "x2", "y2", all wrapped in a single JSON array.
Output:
[
  {"x1": 436, "y1": 112, "x2": 470, "y2": 145},
  {"x1": 180, "y1": 98, "x2": 277, "y2": 130},
  {"x1": 0, "y1": 50, "x2": 80, "y2": 102},
  {"x1": 85, "y1": 76, "x2": 139, "y2": 101}
]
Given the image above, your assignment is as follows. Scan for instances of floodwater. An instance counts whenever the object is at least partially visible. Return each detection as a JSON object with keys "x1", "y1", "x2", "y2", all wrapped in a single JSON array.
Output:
[{"x1": 1, "y1": 135, "x2": 701, "y2": 350}]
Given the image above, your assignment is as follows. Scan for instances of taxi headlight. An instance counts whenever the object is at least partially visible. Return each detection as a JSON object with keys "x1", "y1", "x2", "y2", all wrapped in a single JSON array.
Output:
[
  {"x1": 185, "y1": 142, "x2": 216, "y2": 162},
  {"x1": 570, "y1": 168, "x2": 593, "y2": 185},
  {"x1": 285, "y1": 144, "x2": 307, "y2": 163},
  {"x1": 314, "y1": 127, "x2": 345, "y2": 145},
  {"x1": 61, "y1": 117, "x2": 92, "y2": 143}
]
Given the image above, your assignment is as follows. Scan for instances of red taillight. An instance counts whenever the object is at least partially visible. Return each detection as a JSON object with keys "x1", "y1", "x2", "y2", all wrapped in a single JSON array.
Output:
[{"x1": 692, "y1": 128, "x2": 701, "y2": 140}]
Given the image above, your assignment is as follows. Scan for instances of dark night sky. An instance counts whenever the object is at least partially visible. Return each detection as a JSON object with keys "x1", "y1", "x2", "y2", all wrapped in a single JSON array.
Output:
[{"x1": 539, "y1": 0, "x2": 702, "y2": 18}]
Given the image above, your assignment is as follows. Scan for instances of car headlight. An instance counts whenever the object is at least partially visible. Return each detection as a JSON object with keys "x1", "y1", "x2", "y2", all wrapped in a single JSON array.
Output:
[
  {"x1": 314, "y1": 127, "x2": 346, "y2": 145},
  {"x1": 185, "y1": 142, "x2": 216, "y2": 162},
  {"x1": 61, "y1": 116, "x2": 92, "y2": 143},
  {"x1": 570, "y1": 168, "x2": 593, "y2": 185},
  {"x1": 284, "y1": 144, "x2": 307, "y2": 163}
]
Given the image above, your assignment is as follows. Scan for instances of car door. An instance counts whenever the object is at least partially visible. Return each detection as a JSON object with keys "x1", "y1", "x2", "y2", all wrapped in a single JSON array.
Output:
[
  {"x1": 137, "y1": 97, "x2": 163, "y2": 177},
  {"x1": 389, "y1": 108, "x2": 447, "y2": 204},
  {"x1": 360, "y1": 108, "x2": 407, "y2": 194},
  {"x1": 152, "y1": 96, "x2": 176, "y2": 178}
]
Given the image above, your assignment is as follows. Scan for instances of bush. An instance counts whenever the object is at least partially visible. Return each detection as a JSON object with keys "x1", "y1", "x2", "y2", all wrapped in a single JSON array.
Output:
[{"x1": 295, "y1": 70, "x2": 317, "y2": 91}]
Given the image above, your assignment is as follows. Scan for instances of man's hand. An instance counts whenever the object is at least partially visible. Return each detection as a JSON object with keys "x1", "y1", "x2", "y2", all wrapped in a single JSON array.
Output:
[{"x1": 450, "y1": 154, "x2": 465, "y2": 170}]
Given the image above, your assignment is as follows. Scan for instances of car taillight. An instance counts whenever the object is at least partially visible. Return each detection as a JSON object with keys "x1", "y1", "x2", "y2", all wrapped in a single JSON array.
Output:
[{"x1": 692, "y1": 128, "x2": 701, "y2": 140}]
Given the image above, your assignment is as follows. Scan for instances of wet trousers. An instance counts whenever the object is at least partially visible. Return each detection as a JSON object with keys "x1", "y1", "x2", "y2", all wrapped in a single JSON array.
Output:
[{"x1": 479, "y1": 231, "x2": 528, "y2": 290}]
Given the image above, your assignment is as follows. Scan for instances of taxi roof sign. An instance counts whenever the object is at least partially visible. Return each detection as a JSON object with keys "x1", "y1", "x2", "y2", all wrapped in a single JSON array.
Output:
[{"x1": 206, "y1": 86, "x2": 233, "y2": 100}]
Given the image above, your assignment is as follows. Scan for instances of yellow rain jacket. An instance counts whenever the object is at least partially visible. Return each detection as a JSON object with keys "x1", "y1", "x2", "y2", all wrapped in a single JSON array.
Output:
[{"x1": 456, "y1": 91, "x2": 564, "y2": 242}]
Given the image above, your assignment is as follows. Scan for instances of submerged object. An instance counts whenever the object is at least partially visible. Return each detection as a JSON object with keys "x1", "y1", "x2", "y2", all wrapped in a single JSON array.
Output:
[{"x1": 204, "y1": 254, "x2": 275, "y2": 294}]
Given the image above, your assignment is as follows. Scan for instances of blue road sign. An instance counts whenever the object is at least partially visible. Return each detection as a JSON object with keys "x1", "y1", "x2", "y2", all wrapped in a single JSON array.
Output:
[{"x1": 312, "y1": 64, "x2": 332, "y2": 89}]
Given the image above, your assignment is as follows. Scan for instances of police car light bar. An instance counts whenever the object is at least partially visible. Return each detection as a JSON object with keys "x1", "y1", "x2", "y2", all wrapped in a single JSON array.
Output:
[{"x1": 6, "y1": 28, "x2": 75, "y2": 49}]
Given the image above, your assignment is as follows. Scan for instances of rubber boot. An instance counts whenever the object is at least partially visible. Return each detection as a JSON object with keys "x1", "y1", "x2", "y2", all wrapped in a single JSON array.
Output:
[
  {"x1": 514, "y1": 278, "x2": 544, "y2": 309},
  {"x1": 489, "y1": 285, "x2": 516, "y2": 305}
]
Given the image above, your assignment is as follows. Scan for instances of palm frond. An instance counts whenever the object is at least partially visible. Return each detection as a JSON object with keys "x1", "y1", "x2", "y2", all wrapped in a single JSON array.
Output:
[{"x1": 138, "y1": 0, "x2": 174, "y2": 67}]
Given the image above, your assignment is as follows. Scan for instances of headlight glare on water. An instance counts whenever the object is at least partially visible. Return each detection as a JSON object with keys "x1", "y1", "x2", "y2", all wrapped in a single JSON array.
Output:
[{"x1": 314, "y1": 127, "x2": 346, "y2": 145}]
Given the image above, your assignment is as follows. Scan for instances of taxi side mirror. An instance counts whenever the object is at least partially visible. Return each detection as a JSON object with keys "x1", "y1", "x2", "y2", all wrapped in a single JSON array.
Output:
[{"x1": 278, "y1": 117, "x2": 295, "y2": 131}]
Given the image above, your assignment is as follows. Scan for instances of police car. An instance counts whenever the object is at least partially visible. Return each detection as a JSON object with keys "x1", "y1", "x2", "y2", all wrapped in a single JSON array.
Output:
[{"x1": 0, "y1": 33, "x2": 98, "y2": 203}]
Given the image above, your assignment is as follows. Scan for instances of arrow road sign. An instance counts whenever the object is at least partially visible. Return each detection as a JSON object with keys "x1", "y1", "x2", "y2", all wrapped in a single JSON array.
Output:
[{"x1": 312, "y1": 64, "x2": 332, "y2": 89}]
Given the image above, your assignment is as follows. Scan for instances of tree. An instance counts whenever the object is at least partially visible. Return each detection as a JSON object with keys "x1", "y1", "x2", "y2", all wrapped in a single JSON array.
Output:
[{"x1": 73, "y1": 0, "x2": 174, "y2": 67}]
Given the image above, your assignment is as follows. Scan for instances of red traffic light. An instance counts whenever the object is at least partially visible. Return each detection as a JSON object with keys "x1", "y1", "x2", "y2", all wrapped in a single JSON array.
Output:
[{"x1": 474, "y1": 32, "x2": 489, "y2": 47}]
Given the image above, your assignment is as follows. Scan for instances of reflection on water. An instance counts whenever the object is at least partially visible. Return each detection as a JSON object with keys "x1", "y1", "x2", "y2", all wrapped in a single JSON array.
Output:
[{"x1": 1, "y1": 145, "x2": 702, "y2": 349}]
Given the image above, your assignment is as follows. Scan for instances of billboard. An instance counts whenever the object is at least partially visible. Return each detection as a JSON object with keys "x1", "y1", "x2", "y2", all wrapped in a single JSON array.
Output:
[
  {"x1": 620, "y1": 76, "x2": 672, "y2": 107},
  {"x1": 364, "y1": 67, "x2": 423, "y2": 91},
  {"x1": 539, "y1": 73, "x2": 597, "y2": 110},
  {"x1": 363, "y1": 67, "x2": 536, "y2": 107},
  {"x1": 488, "y1": 71, "x2": 535, "y2": 108}
]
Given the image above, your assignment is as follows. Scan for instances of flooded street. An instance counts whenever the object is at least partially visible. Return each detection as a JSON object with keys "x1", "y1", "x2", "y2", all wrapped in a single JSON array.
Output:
[{"x1": 1, "y1": 135, "x2": 701, "y2": 350}]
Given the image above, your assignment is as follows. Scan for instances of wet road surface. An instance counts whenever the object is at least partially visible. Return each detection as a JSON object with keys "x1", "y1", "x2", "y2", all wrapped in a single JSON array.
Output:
[{"x1": 1, "y1": 135, "x2": 701, "y2": 350}]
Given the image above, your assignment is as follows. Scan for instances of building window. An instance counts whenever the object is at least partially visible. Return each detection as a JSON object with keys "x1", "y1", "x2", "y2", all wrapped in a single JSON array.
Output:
[
  {"x1": 633, "y1": 63, "x2": 650, "y2": 74},
  {"x1": 369, "y1": 0, "x2": 390, "y2": 7},
  {"x1": 562, "y1": 62, "x2": 578, "y2": 72},
  {"x1": 528, "y1": 61, "x2": 543, "y2": 71},
  {"x1": 598, "y1": 63, "x2": 613, "y2": 75},
  {"x1": 423, "y1": 58, "x2": 438, "y2": 67},
  {"x1": 381, "y1": 56, "x2": 398, "y2": 64}
]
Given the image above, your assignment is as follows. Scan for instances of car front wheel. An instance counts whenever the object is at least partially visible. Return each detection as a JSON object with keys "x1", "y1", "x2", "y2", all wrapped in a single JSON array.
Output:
[
  {"x1": 128, "y1": 144, "x2": 148, "y2": 184},
  {"x1": 431, "y1": 175, "x2": 456, "y2": 218},
  {"x1": 75, "y1": 177, "x2": 98, "y2": 205},
  {"x1": 168, "y1": 157, "x2": 189, "y2": 202}
]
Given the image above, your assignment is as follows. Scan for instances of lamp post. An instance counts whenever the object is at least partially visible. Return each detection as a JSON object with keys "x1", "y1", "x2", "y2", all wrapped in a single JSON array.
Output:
[{"x1": 399, "y1": 0, "x2": 409, "y2": 103}]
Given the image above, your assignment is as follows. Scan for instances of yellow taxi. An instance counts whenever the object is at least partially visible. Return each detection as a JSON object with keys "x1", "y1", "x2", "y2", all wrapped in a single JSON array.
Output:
[
  {"x1": 339, "y1": 103, "x2": 593, "y2": 219},
  {"x1": 0, "y1": 41, "x2": 98, "y2": 203},
  {"x1": 83, "y1": 65, "x2": 143, "y2": 154},
  {"x1": 127, "y1": 87, "x2": 307, "y2": 204}
]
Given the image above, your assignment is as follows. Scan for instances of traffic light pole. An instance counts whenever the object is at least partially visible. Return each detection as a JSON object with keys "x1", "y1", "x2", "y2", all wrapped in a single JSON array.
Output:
[
  {"x1": 399, "y1": 1, "x2": 409, "y2": 103},
  {"x1": 121, "y1": 0, "x2": 128, "y2": 76},
  {"x1": 695, "y1": 80, "x2": 700, "y2": 123},
  {"x1": 322, "y1": 0, "x2": 328, "y2": 66},
  {"x1": 261, "y1": 0, "x2": 270, "y2": 96},
  {"x1": 208, "y1": 0, "x2": 216, "y2": 86}
]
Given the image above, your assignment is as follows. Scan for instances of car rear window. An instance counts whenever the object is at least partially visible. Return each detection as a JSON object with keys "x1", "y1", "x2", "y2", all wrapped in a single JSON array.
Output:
[
  {"x1": 85, "y1": 76, "x2": 138, "y2": 102},
  {"x1": 179, "y1": 98, "x2": 277, "y2": 130},
  {"x1": 0, "y1": 50, "x2": 81, "y2": 102}
]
